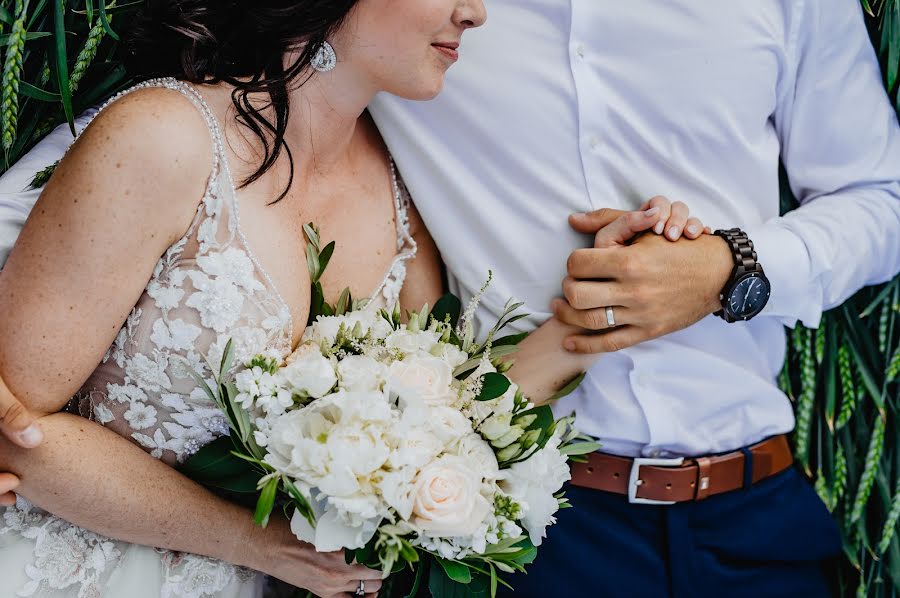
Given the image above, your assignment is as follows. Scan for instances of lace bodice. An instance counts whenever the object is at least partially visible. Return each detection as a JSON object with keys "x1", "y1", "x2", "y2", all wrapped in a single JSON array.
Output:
[{"x1": 73, "y1": 77, "x2": 417, "y2": 465}]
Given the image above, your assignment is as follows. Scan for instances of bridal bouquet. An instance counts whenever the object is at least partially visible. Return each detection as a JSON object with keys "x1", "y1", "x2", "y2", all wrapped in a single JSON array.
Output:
[{"x1": 182, "y1": 226, "x2": 596, "y2": 596}]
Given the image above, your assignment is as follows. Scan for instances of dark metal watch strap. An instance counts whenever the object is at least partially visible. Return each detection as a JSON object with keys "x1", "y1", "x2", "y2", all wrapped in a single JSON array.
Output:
[
  {"x1": 715, "y1": 228, "x2": 760, "y2": 276},
  {"x1": 713, "y1": 228, "x2": 764, "y2": 322}
]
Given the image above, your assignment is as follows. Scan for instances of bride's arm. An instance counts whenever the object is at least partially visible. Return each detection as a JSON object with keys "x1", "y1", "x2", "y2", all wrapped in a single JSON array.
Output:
[
  {"x1": 0, "y1": 411, "x2": 381, "y2": 594},
  {"x1": 0, "y1": 91, "x2": 380, "y2": 595}
]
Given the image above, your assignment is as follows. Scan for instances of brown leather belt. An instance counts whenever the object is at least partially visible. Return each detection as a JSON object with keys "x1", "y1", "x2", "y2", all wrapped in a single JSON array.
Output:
[{"x1": 569, "y1": 435, "x2": 793, "y2": 504}]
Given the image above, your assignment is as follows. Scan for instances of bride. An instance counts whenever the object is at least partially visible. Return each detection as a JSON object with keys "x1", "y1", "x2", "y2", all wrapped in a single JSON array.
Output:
[{"x1": 0, "y1": 1, "x2": 706, "y2": 596}]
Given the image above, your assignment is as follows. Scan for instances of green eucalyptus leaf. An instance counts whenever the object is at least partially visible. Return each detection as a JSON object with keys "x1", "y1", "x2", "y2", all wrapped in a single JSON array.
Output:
[
  {"x1": 254, "y1": 476, "x2": 279, "y2": 527},
  {"x1": 476, "y1": 373, "x2": 511, "y2": 401}
]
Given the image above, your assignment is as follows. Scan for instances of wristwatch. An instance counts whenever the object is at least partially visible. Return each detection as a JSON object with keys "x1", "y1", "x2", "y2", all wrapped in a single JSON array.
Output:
[{"x1": 712, "y1": 228, "x2": 771, "y2": 323}]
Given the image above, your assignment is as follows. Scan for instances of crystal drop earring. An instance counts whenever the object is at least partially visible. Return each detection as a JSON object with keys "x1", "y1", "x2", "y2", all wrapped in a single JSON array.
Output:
[{"x1": 311, "y1": 41, "x2": 337, "y2": 73}]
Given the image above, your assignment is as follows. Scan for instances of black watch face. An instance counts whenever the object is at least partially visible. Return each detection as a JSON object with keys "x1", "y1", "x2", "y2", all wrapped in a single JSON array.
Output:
[{"x1": 727, "y1": 274, "x2": 771, "y2": 319}]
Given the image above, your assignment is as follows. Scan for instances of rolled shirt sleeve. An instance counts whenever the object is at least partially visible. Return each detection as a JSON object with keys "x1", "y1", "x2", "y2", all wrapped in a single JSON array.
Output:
[{"x1": 747, "y1": 0, "x2": 900, "y2": 328}]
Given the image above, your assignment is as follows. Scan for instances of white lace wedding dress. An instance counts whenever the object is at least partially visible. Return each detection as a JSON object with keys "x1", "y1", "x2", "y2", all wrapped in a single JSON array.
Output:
[{"x1": 0, "y1": 78, "x2": 417, "y2": 598}]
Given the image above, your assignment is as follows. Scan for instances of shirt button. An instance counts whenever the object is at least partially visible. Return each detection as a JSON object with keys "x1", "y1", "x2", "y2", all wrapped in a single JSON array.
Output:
[
  {"x1": 588, "y1": 135, "x2": 600, "y2": 150},
  {"x1": 575, "y1": 43, "x2": 586, "y2": 58}
]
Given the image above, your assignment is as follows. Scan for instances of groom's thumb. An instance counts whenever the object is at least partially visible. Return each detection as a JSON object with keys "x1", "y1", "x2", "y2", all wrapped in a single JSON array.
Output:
[{"x1": 569, "y1": 208, "x2": 627, "y2": 234}]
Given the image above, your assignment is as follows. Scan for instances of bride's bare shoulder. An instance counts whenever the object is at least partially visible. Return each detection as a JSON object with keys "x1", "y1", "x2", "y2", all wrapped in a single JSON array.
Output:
[{"x1": 45, "y1": 86, "x2": 215, "y2": 242}]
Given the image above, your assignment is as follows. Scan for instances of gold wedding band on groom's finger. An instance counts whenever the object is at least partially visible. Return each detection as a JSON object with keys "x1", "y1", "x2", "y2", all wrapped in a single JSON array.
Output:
[{"x1": 606, "y1": 306, "x2": 616, "y2": 328}]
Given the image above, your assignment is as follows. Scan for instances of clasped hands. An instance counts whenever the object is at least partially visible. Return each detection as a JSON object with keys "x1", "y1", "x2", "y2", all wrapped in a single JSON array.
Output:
[{"x1": 553, "y1": 196, "x2": 734, "y2": 354}]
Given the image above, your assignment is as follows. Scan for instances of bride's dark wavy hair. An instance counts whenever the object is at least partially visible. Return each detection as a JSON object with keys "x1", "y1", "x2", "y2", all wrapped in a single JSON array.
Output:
[{"x1": 126, "y1": 0, "x2": 359, "y2": 201}]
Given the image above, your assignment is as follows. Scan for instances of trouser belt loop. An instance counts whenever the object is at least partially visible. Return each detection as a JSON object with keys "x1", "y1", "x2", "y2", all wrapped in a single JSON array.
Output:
[
  {"x1": 741, "y1": 447, "x2": 754, "y2": 490},
  {"x1": 694, "y1": 457, "x2": 712, "y2": 500}
]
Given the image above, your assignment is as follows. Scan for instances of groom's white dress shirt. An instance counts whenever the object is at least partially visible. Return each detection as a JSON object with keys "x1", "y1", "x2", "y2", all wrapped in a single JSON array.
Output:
[
  {"x1": 370, "y1": 0, "x2": 900, "y2": 457},
  {"x1": 1, "y1": 1, "x2": 898, "y2": 458}
]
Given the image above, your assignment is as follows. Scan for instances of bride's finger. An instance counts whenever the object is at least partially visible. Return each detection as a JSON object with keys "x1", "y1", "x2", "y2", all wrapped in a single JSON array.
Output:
[
  {"x1": 663, "y1": 201, "x2": 690, "y2": 240},
  {"x1": 641, "y1": 195, "x2": 672, "y2": 235},
  {"x1": 553, "y1": 299, "x2": 631, "y2": 331},
  {"x1": 684, "y1": 217, "x2": 705, "y2": 239},
  {"x1": 0, "y1": 473, "x2": 19, "y2": 506},
  {"x1": 592, "y1": 207, "x2": 660, "y2": 248}
]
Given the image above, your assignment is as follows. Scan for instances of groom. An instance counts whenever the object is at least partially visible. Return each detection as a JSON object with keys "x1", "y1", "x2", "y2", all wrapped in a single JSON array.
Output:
[
  {"x1": 0, "y1": 0, "x2": 899, "y2": 596},
  {"x1": 369, "y1": 1, "x2": 900, "y2": 596}
]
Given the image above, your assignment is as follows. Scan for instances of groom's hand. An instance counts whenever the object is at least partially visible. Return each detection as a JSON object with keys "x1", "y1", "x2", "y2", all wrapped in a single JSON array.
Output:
[{"x1": 554, "y1": 203, "x2": 733, "y2": 354}]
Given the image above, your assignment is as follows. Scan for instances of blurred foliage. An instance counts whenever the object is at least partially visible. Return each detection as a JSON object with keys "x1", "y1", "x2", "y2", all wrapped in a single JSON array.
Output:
[
  {"x1": 0, "y1": 1, "x2": 897, "y2": 596},
  {"x1": 781, "y1": 2, "x2": 900, "y2": 596}
]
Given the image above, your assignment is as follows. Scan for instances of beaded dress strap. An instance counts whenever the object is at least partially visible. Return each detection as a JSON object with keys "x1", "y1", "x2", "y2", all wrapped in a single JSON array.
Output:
[{"x1": 389, "y1": 158, "x2": 416, "y2": 254}]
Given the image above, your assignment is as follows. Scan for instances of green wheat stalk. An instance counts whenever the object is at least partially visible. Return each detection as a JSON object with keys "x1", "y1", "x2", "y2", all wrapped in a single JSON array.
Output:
[
  {"x1": 794, "y1": 327, "x2": 817, "y2": 469},
  {"x1": 848, "y1": 413, "x2": 886, "y2": 525},
  {"x1": 1, "y1": 0, "x2": 28, "y2": 152},
  {"x1": 877, "y1": 477, "x2": 900, "y2": 555},
  {"x1": 71, "y1": 3, "x2": 115, "y2": 93},
  {"x1": 836, "y1": 344, "x2": 858, "y2": 428}
]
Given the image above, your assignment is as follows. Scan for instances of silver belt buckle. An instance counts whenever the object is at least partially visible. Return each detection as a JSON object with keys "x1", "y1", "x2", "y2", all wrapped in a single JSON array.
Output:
[{"x1": 628, "y1": 456, "x2": 685, "y2": 505}]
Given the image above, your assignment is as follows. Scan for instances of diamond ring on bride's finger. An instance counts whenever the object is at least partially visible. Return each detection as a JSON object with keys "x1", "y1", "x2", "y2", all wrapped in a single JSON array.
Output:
[
  {"x1": 606, "y1": 306, "x2": 616, "y2": 327},
  {"x1": 355, "y1": 580, "x2": 366, "y2": 596}
]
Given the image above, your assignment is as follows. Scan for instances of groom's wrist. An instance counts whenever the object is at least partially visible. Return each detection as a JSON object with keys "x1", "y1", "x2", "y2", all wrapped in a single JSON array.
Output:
[{"x1": 699, "y1": 234, "x2": 735, "y2": 315}]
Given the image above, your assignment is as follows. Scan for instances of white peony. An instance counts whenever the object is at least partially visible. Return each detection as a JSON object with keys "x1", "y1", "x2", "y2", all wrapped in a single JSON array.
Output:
[
  {"x1": 378, "y1": 467, "x2": 418, "y2": 521},
  {"x1": 387, "y1": 356, "x2": 456, "y2": 409},
  {"x1": 290, "y1": 496, "x2": 380, "y2": 552},
  {"x1": 411, "y1": 455, "x2": 492, "y2": 538},
  {"x1": 337, "y1": 355, "x2": 388, "y2": 393},
  {"x1": 497, "y1": 444, "x2": 571, "y2": 546},
  {"x1": 280, "y1": 349, "x2": 337, "y2": 399}
]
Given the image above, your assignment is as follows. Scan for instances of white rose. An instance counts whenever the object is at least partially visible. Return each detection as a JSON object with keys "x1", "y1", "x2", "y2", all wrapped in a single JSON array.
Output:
[
  {"x1": 431, "y1": 342, "x2": 469, "y2": 369},
  {"x1": 427, "y1": 407, "x2": 474, "y2": 447},
  {"x1": 263, "y1": 409, "x2": 332, "y2": 481},
  {"x1": 498, "y1": 444, "x2": 571, "y2": 546},
  {"x1": 455, "y1": 434, "x2": 500, "y2": 480},
  {"x1": 388, "y1": 356, "x2": 456, "y2": 408},
  {"x1": 280, "y1": 349, "x2": 337, "y2": 398},
  {"x1": 411, "y1": 455, "x2": 492, "y2": 538},
  {"x1": 337, "y1": 355, "x2": 388, "y2": 392},
  {"x1": 385, "y1": 329, "x2": 441, "y2": 355}
]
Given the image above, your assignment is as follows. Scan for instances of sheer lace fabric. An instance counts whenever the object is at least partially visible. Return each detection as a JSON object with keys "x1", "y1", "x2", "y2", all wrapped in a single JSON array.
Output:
[{"x1": 0, "y1": 78, "x2": 416, "y2": 597}]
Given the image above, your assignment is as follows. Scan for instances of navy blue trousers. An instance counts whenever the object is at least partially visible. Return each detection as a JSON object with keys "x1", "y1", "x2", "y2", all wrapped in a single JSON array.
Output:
[{"x1": 498, "y1": 467, "x2": 842, "y2": 598}]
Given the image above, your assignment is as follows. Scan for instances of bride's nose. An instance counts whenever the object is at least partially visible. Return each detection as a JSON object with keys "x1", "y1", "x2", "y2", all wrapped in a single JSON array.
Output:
[{"x1": 455, "y1": 0, "x2": 487, "y2": 30}]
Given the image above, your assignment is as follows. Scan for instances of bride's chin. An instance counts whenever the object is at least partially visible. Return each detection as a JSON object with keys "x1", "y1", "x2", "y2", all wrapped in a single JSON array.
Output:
[{"x1": 389, "y1": 76, "x2": 446, "y2": 102}]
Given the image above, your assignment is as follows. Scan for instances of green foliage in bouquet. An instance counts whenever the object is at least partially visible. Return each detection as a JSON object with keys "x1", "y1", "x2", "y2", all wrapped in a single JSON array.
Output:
[{"x1": 1, "y1": 1, "x2": 898, "y2": 595}]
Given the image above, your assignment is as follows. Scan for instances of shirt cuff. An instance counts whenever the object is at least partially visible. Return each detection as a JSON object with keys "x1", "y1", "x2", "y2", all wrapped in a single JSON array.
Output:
[{"x1": 743, "y1": 218, "x2": 824, "y2": 329}]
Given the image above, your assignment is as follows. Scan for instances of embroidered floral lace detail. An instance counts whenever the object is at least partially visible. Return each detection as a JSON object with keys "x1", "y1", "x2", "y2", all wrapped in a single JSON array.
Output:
[{"x1": 2, "y1": 500, "x2": 121, "y2": 598}]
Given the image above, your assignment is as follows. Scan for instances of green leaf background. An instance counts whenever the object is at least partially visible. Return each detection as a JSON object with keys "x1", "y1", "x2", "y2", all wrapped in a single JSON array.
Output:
[{"x1": 0, "y1": 1, "x2": 897, "y2": 595}]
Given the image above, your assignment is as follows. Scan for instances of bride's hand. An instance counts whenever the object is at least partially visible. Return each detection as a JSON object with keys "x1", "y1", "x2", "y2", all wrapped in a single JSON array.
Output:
[
  {"x1": 243, "y1": 516, "x2": 383, "y2": 597},
  {"x1": 568, "y1": 195, "x2": 712, "y2": 249}
]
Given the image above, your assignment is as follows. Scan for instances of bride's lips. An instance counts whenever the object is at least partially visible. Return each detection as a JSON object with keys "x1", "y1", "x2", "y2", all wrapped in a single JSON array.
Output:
[{"x1": 432, "y1": 41, "x2": 460, "y2": 62}]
